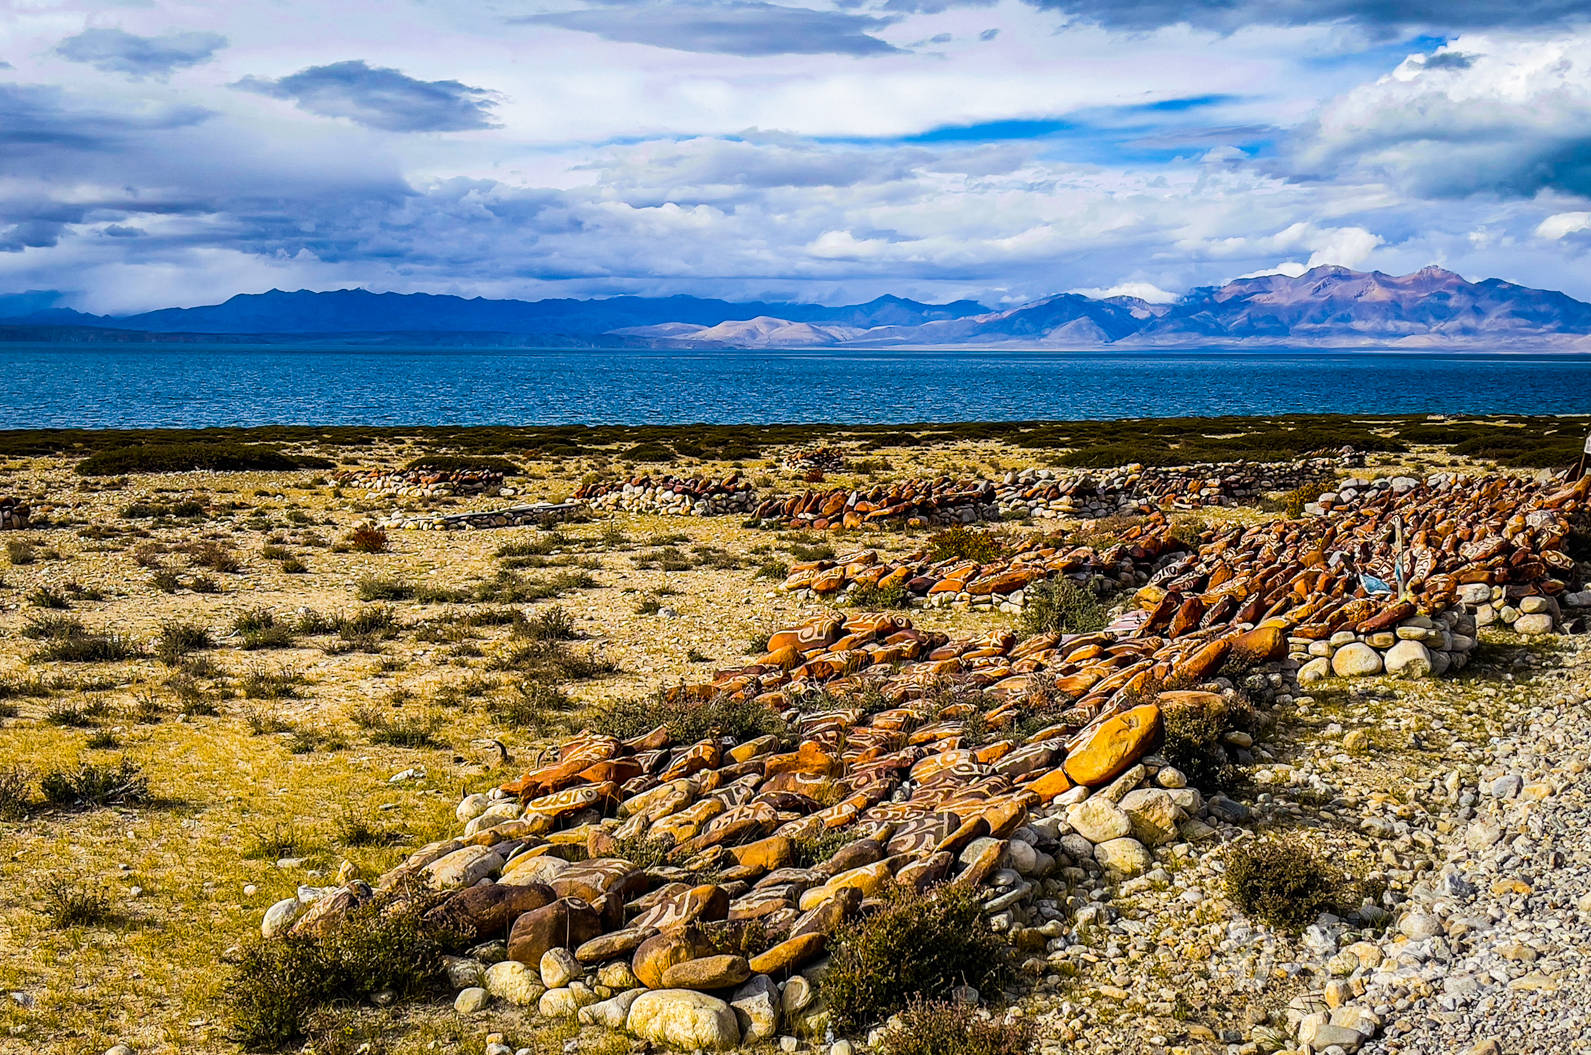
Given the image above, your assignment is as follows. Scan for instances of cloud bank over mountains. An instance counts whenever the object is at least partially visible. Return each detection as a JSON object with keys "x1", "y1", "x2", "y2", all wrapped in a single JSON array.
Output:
[{"x1": 0, "y1": 1, "x2": 1588, "y2": 313}]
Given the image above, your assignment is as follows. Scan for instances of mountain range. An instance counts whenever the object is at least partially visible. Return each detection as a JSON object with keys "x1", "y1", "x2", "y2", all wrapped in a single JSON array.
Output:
[{"x1": 5, "y1": 266, "x2": 1591, "y2": 349}]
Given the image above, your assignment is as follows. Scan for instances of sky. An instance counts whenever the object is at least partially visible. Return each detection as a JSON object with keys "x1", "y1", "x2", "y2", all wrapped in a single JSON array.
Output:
[{"x1": 2, "y1": 0, "x2": 1590, "y2": 313}]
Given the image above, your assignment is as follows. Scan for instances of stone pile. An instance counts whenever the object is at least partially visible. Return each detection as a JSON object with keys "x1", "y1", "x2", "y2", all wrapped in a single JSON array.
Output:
[
  {"x1": 1145, "y1": 471, "x2": 1588, "y2": 637},
  {"x1": 273, "y1": 606, "x2": 1274, "y2": 1047},
  {"x1": 781, "y1": 519, "x2": 1180, "y2": 612},
  {"x1": 754, "y1": 478, "x2": 1000, "y2": 530},
  {"x1": 576, "y1": 473, "x2": 758, "y2": 517},
  {"x1": 381, "y1": 503, "x2": 583, "y2": 531},
  {"x1": 335, "y1": 467, "x2": 510, "y2": 497},
  {"x1": 0, "y1": 496, "x2": 29, "y2": 530},
  {"x1": 997, "y1": 458, "x2": 1338, "y2": 520},
  {"x1": 781, "y1": 446, "x2": 847, "y2": 473}
]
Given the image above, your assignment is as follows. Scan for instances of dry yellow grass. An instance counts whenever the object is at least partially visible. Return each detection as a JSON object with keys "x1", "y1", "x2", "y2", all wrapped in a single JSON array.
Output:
[{"x1": 0, "y1": 435, "x2": 1478, "y2": 1054}]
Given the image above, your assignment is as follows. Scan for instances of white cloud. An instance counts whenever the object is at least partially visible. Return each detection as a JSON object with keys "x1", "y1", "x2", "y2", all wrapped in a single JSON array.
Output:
[
  {"x1": 1071, "y1": 281, "x2": 1178, "y2": 302},
  {"x1": 1536, "y1": 211, "x2": 1591, "y2": 239}
]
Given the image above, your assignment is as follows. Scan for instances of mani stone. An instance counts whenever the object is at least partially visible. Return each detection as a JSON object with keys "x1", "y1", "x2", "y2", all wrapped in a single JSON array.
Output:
[
  {"x1": 626, "y1": 989, "x2": 741, "y2": 1051},
  {"x1": 1331, "y1": 642, "x2": 1383, "y2": 678}
]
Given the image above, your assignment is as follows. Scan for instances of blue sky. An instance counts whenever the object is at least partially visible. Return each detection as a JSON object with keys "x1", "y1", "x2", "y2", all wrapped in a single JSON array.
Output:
[{"x1": 1, "y1": 0, "x2": 1590, "y2": 311}]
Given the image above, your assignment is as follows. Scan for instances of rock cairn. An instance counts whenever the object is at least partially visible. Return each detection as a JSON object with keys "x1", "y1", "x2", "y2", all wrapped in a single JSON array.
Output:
[
  {"x1": 335, "y1": 467, "x2": 510, "y2": 498},
  {"x1": 0, "y1": 496, "x2": 29, "y2": 530},
  {"x1": 381, "y1": 503, "x2": 583, "y2": 531},
  {"x1": 754, "y1": 478, "x2": 1000, "y2": 530},
  {"x1": 998, "y1": 458, "x2": 1338, "y2": 520},
  {"x1": 575, "y1": 473, "x2": 758, "y2": 517},
  {"x1": 781, "y1": 446, "x2": 846, "y2": 473}
]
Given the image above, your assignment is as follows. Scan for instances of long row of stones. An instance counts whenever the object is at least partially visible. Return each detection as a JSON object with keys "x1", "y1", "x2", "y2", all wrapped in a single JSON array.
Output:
[
  {"x1": 380, "y1": 503, "x2": 584, "y2": 531},
  {"x1": 334, "y1": 467, "x2": 511, "y2": 497},
  {"x1": 0, "y1": 496, "x2": 29, "y2": 530},
  {"x1": 574, "y1": 473, "x2": 759, "y2": 517},
  {"x1": 754, "y1": 478, "x2": 1001, "y2": 530},
  {"x1": 996, "y1": 457, "x2": 1342, "y2": 520},
  {"x1": 780, "y1": 517, "x2": 1179, "y2": 611}
]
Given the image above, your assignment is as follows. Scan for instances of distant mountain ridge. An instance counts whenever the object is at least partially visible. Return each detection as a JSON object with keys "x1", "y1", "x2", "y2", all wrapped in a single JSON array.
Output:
[{"x1": 4, "y1": 266, "x2": 1590, "y2": 348}]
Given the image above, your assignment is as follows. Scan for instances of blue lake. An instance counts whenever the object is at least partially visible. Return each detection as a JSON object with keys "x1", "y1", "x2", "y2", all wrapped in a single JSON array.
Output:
[{"x1": 4, "y1": 344, "x2": 1591, "y2": 427}]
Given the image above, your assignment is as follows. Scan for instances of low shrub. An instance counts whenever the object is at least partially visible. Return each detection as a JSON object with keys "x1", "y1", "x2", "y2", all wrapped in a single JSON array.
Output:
[
  {"x1": 1019, "y1": 577, "x2": 1107, "y2": 635},
  {"x1": 39, "y1": 758, "x2": 150, "y2": 810},
  {"x1": 1223, "y1": 835, "x2": 1344, "y2": 932},
  {"x1": 187, "y1": 540, "x2": 242, "y2": 573},
  {"x1": 879, "y1": 999, "x2": 1034, "y2": 1055},
  {"x1": 156, "y1": 620, "x2": 213, "y2": 664},
  {"x1": 927, "y1": 526, "x2": 1004, "y2": 564},
  {"x1": 42, "y1": 878, "x2": 120, "y2": 929},
  {"x1": 346, "y1": 703, "x2": 444, "y2": 748},
  {"x1": 587, "y1": 691, "x2": 786, "y2": 746},
  {"x1": 22, "y1": 613, "x2": 85, "y2": 640},
  {"x1": 490, "y1": 681, "x2": 575, "y2": 729},
  {"x1": 345, "y1": 526, "x2": 389, "y2": 554},
  {"x1": 845, "y1": 580, "x2": 909, "y2": 609},
  {"x1": 822, "y1": 882, "x2": 1008, "y2": 1032},
  {"x1": 0, "y1": 765, "x2": 35, "y2": 820},
  {"x1": 76, "y1": 442, "x2": 325, "y2": 476},
  {"x1": 518, "y1": 605, "x2": 576, "y2": 643},
  {"x1": 27, "y1": 585, "x2": 71, "y2": 609},
  {"x1": 225, "y1": 889, "x2": 457, "y2": 1049},
  {"x1": 244, "y1": 821, "x2": 316, "y2": 861},
  {"x1": 239, "y1": 664, "x2": 304, "y2": 701},
  {"x1": 1159, "y1": 693, "x2": 1250, "y2": 790},
  {"x1": 32, "y1": 632, "x2": 143, "y2": 663}
]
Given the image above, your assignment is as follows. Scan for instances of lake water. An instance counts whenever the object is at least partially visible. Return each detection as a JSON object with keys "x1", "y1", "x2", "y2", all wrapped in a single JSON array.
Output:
[{"x1": 4, "y1": 344, "x2": 1591, "y2": 427}]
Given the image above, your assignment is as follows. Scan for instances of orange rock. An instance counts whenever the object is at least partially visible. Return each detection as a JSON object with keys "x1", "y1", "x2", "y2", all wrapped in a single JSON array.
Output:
[
  {"x1": 1024, "y1": 767, "x2": 1075, "y2": 802},
  {"x1": 748, "y1": 932, "x2": 827, "y2": 976},
  {"x1": 1063, "y1": 704, "x2": 1161, "y2": 786},
  {"x1": 1228, "y1": 623, "x2": 1286, "y2": 664}
]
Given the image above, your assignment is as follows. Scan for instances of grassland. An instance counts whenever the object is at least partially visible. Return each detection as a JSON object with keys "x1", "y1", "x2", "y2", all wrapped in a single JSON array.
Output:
[{"x1": 0, "y1": 413, "x2": 1583, "y2": 1055}]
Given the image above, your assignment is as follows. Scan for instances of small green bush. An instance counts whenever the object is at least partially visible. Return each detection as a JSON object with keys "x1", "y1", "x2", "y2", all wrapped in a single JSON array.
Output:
[
  {"x1": 39, "y1": 758, "x2": 149, "y2": 810},
  {"x1": 1223, "y1": 835, "x2": 1344, "y2": 932},
  {"x1": 156, "y1": 620, "x2": 213, "y2": 664},
  {"x1": 822, "y1": 882, "x2": 1008, "y2": 1032},
  {"x1": 27, "y1": 585, "x2": 71, "y2": 609},
  {"x1": 846, "y1": 580, "x2": 909, "y2": 609},
  {"x1": 1020, "y1": 577, "x2": 1107, "y2": 635},
  {"x1": 927, "y1": 526, "x2": 1003, "y2": 565},
  {"x1": 1159, "y1": 694, "x2": 1249, "y2": 790},
  {"x1": 22, "y1": 613, "x2": 85, "y2": 640},
  {"x1": 225, "y1": 890, "x2": 457, "y2": 1049},
  {"x1": 0, "y1": 765, "x2": 35, "y2": 820},
  {"x1": 32, "y1": 632, "x2": 143, "y2": 663},
  {"x1": 518, "y1": 605, "x2": 576, "y2": 642},
  {"x1": 188, "y1": 541, "x2": 242, "y2": 573},
  {"x1": 42, "y1": 878, "x2": 119, "y2": 929},
  {"x1": 239, "y1": 664, "x2": 304, "y2": 701},
  {"x1": 879, "y1": 999, "x2": 1034, "y2": 1055},
  {"x1": 76, "y1": 442, "x2": 324, "y2": 476},
  {"x1": 490, "y1": 681, "x2": 575, "y2": 729},
  {"x1": 587, "y1": 691, "x2": 786, "y2": 745}
]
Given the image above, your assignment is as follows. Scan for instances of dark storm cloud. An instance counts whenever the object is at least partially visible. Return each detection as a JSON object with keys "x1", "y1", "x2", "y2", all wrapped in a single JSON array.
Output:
[
  {"x1": 1418, "y1": 51, "x2": 1478, "y2": 70},
  {"x1": 0, "y1": 82, "x2": 209, "y2": 154},
  {"x1": 1025, "y1": 0, "x2": 1591, "y2": 32},
  {"x1": 518, "y1": 1, "x2": 904, "y2": 56},
  {"x1": 56, "y1": 28, "x2": 227, "y2": 77},
  {"x1": 235, "y1": 61, "x2": 499, "y2": 132}
]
